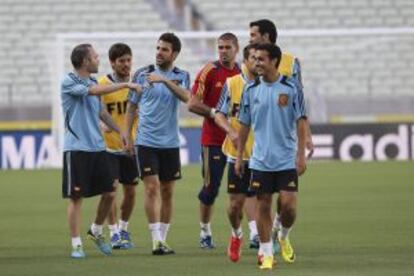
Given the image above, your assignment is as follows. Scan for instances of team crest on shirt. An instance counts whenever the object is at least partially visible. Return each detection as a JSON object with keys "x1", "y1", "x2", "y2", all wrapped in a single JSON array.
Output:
[
  {"x1": 215, "y1": 81, "x2": 223, "y2": 88},
  {"x1": 278, "y1": 93, "x2": 289, "y2": 107}
]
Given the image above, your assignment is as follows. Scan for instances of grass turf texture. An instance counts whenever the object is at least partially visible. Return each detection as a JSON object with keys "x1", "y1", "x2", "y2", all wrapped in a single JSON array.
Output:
[{"x1": 0, "y1": 162, "x2": 413, "y2": 276}]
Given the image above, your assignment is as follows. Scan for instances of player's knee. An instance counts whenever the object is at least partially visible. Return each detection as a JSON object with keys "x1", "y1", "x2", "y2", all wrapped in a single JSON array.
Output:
[
  {"x1": 282, "y1": 205, "x2": 296, "y2": 218},
  {"x1": 102, "y1": 191, "x2": 116, "y2": 202},
  {"x1": 161, "y1": 186, "x2": 173, "y2": 201},
  {"x1": 228, "y1": 200, "x2": 242, "y2": 216},
  {"x1": 257, "y1": 200, "x2": 271, "y2": 215},
  {"x1": 198, "y1": 187, "x2": 219, "y2": 206},
  {"x1": 124, "y1": 191, "x2": 136, "y2": 203},
  {"x1": 145, "y1": 185, "x2": 159, "y2": 200}
]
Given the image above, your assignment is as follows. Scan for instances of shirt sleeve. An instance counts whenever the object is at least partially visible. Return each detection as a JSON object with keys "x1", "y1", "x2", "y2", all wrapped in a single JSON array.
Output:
[
  {"x1": 61, "y1": 75, "x2": 89, "y2": 97},
  {"x1": 216, "y1": 82, "x2": 230, "y2": 116},
  {"x1": 238, "y1": 86, "x2": 251, "y2": 126},
  {"x1": 128, "y1": 72, "x2": 145, "y2": 105},
  {"x1": 181, "y1": 72, "x2": 191, "y2": 90},
  {"x1": 292, "y1": 58, "x2": 304, "y2": 91},
  {"x1": 293, "y1": 85, "x2": 307, "y2": 121},
  {"x1": 191, "y1": 63, "x2": 214, "y2": 100}
]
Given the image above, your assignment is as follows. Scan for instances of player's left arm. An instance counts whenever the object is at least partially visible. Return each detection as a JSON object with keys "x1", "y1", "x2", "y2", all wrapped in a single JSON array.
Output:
[
  {"x1": 146, "y1": 73, "x2": 190, "y2": 103},
  {"x1": 296, "y1": 118, "x2": 307, "y2": 176},
  {"x1": 235, "y1": 88, "x2": 252, "y2": 177},
  {"x1": 99, "y1": 108, "x2": 120, "y2": 133},
  {"x1": 293, "y1": 82, "x2": 307, "y2": 176},
  {"x1": 215, "y1": 83, "x2": 238, "y2": 148},
  {"x1": 99, "y1": 108, "x2": 127, "y2": 147},
  {"x1": 293, "y1": 57, "x2": 314, "y2": 158}
]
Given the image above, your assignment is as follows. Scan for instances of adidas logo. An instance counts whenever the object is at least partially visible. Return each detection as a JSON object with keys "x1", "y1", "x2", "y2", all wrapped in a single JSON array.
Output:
[
  {"x1": 287, "y1": 181, "x2": 296, "y2": 188},
  {"x1": 252, "y1": 181, "x2": 260, "y2": 188}
]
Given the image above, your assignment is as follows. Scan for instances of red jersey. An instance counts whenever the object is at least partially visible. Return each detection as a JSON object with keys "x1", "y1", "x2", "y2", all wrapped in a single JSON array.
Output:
[{"x1": 192, "y1": 61, "x2": 241, "y2": 146}]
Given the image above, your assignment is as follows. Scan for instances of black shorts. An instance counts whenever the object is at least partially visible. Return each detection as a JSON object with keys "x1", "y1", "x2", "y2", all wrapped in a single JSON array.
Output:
[
  {"x1": 135, "y1": 145, "x2": 181, "y2": 182},
  {"x1": 227, "y1": 162, "x2": 255, "y2": 197},
  {"x1": 250, "y1": 169, "x2": 298, "y2": 195},
  {"x1": 62, "y1": 151, "x2": 115, "y2": 199},
  {"x1": 107, "y1": 153, "x2": 139, "y2": 185}
]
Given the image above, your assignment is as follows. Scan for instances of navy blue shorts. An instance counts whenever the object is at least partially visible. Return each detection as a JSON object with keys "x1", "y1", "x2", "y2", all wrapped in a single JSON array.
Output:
[{"x1": 198, "y1": 146, "x2": 226, "y2": 205}]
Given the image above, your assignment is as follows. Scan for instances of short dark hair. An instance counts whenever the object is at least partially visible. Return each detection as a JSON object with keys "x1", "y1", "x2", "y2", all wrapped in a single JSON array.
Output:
[
  {"x1": 218, "y1": 32, "x2": 239, "y2": 48},
  {"x1": 71, "y1": 43, "x2": 92, "y2": 69},
  {"x1": 256, "y1": 43, "x2": 282, "y2": 68},
  {"x1": 249, "y1": 19, "x2": 277, "y2": 44},
  {"x1": 159, "y1": 32, "x2": 181, "y2": 53},
  {"x1": 243, "y1": 44, "x2": 257, "y2": 60},
  {"x1": 108, "y1": 43, "x2": 132, "y2": 62}
]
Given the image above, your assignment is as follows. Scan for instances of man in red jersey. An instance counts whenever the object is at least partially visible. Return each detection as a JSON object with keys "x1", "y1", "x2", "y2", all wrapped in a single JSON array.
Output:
[{"x1": 188, "y1": 32, "x2": 241, "y2": 249}]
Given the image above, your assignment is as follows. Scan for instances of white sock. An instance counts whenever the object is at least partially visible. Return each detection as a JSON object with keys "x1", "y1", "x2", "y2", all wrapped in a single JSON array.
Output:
[
  {"x1": 279, "y1": 226, "x2": 291, "y2": 240},
  {"x1": 71, "y1": 237, "x2": 82, "y2": 248},
  {"x1": 248, "y1": 220, "x2": 258, "y2": 240},
  {"x1": 200, "y1": 222, "x2": 212, "y2": 238},
  {"x1": 119, "y1": 220, "x2": 129, "y2": 232},
  {"x1": 108, "y1": 224, "x2": 119, "y2": 237},
  {"x1": 258, "y1": 246, "x2": 264, "y2": 256},
  {"x1": 149, "y1": 223, "x2": 162, "y2": 242},
  {"x1": 272, "y1": 214, "x2": 282, "y2": 231},
  {"x1": 91, "y1": 223, "x2": 103, "y2": 236},
  {"x1": 231, "y1": 227, "x2": 243, "y2": 238},
  {"x1": 160, "y1": 223, "x2": 170, "y2": 242},
  {"x1": 260, "y1": 241, "x2": 273, "y2": 257}
]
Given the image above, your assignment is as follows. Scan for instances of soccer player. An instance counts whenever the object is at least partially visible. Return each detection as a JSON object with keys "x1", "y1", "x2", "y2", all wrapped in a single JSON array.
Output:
[
  {"x1": 214, "y1": 44, "x2": 258, "y2": 262},
  {"x1": 61, "y1": 44, "x2": 141, "y2": 258},
  {"x1": 98, "y1": 43, "x2": 139, "y2": 250},
  {"x1": 236, "y1": 43, "x2": 307, "y2": 269},
  {"x1": 126, "y1": 33, "x2": 190, "y2": 255},
  {"x1": 188, "y1": 33, "x2": 241, "y2": 249},
  {"x1": 249, "y1": 19, "x2": 314, "y2": 255},
  {"x1": 249, "y1": 19, "x2": 313, "y2": 155}
]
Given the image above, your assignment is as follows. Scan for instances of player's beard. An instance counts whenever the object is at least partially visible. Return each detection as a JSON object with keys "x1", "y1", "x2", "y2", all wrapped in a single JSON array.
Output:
[
  {"x1": 117, "y1": 68, "x2": 130, "y2": 80},
  {"x1": 90, "y1": 66, "x2": 98, "y2": 74},
  {"x1": 220, "y1": 57, "x2": 232, "y2": 67},
  {"x1": 156, "y1": 59, "x2": 172, "y2": 70}
]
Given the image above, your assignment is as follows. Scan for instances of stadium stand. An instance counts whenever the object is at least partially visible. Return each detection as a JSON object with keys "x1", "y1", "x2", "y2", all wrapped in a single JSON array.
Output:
[
  {"x1": 190, "y1": 0, "x2": 414, "y2": 120},
  {"x1": 191, "y1": 0, "x2": 414, "y2": 29},
  {"x1": 1, "y1": 0, "x2": 413, "y2": 121},
  {"x1": 0, "y1": 0, "x2": 168, "y2": 117}
]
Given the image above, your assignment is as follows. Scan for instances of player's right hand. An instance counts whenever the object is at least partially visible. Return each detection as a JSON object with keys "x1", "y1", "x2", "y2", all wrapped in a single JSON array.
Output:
[
  {"x1": 229, "y1": 129, "x2": 239, "y2": 150},
  {"x1": 99, "y1": 121, "x2": 112, "y2": 133},
  {"x1": 234, "y1": 157, "x2": 244, "y2": 178},
  {"x1": 127, "y1": 83, "x2": 143, "y2": 94},
  {"x1": 124, "y1": 136, "x2": 134, "y2": 156},
  {"x1": 296, "y1": 154, "x2": 307, "y2": 176},
  {"x1": 306, "y1": 138, "x2": 314, "y2": 159}
]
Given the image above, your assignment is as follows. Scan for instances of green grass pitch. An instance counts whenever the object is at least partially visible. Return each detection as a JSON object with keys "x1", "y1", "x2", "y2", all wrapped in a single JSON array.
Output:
[{"x1": 0, "y1": 162, "x2": 413, "y2": 276}]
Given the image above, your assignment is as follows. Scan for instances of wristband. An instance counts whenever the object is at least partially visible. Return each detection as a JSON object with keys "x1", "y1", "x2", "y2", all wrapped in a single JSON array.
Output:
[{"x1": 210, "y1": 108, "x2": 217, "y2": 118}]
